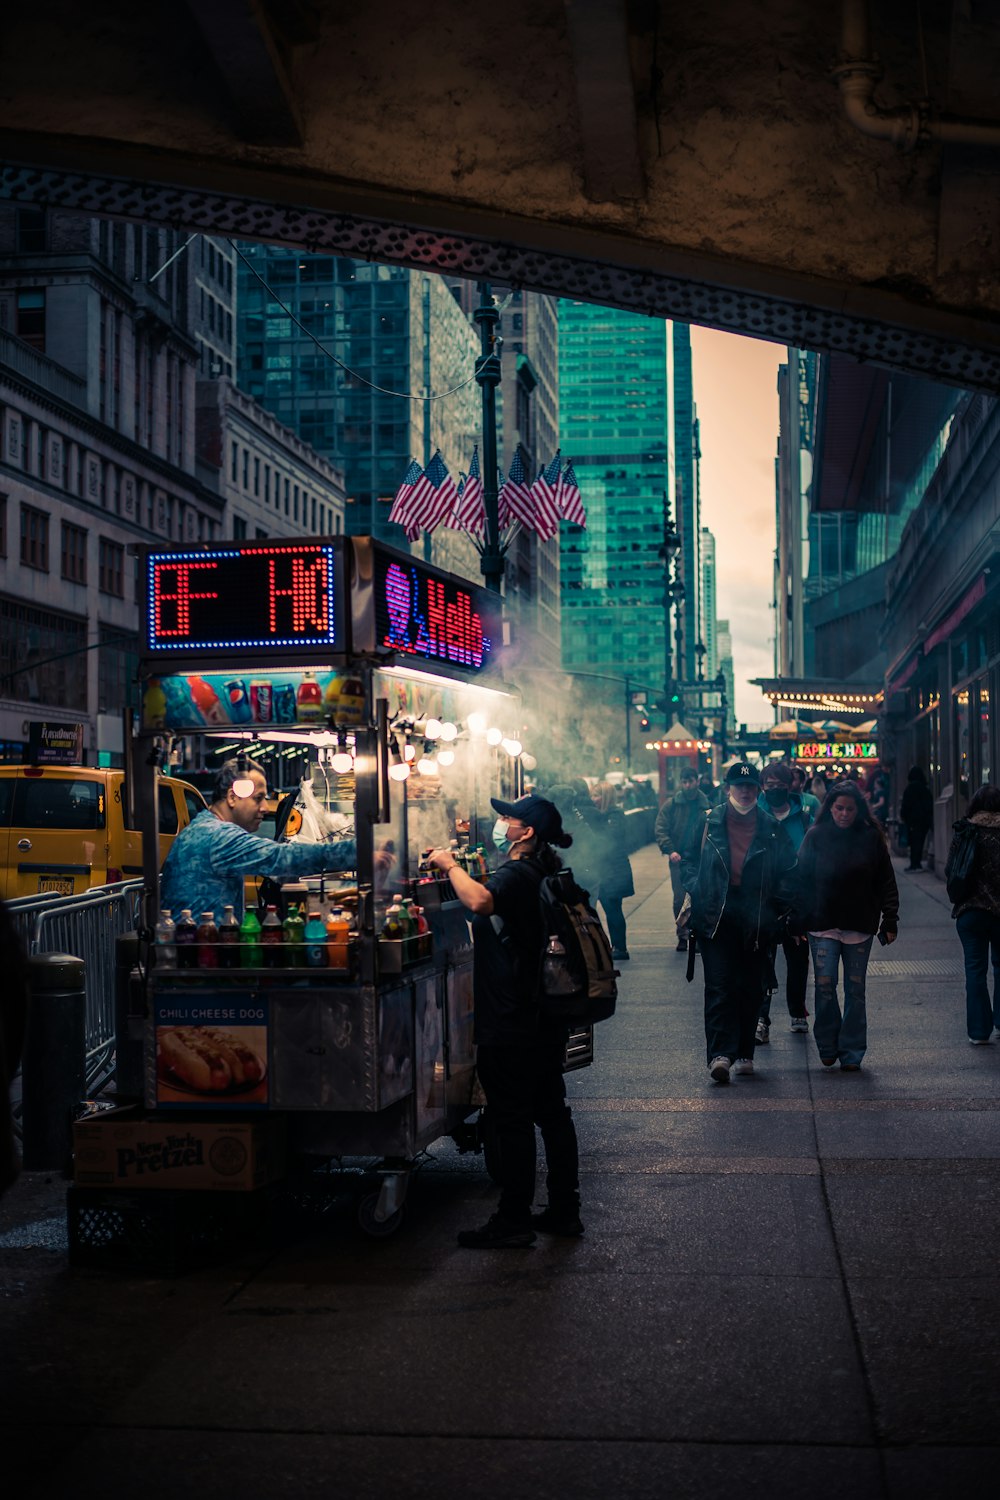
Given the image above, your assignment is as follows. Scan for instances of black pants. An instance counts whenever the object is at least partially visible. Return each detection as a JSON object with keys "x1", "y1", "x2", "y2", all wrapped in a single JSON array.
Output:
[
  {"x1": 476, "y1": 1040, "x2": 580, "y2": 1224},
  {"x1": 599, "y1": 895, "x2": 627, "y2": 953},
  {"x1": 700, "y1": 902, "x2": 769, "y2": 1064},
  {"x1": 906, "y1": 823, "x2": 929, "y2": 867},
  {"x1": 758, "y1": 935, "x2": 809, "y2": 1021}
]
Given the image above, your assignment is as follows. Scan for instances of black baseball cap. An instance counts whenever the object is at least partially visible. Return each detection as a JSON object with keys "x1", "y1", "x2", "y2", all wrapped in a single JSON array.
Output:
[
  {"x1": 490, "y1": 794, "x2": 568, "y2": 846},
  {"x1": 724, "y1": 761, "x2": 762, "y2": 787}
]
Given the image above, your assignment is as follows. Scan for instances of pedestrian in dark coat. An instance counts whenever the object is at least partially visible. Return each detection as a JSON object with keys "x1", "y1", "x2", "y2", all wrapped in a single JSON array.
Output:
[
  {"x1": 792, "y1": 779, "x2": 899, "y2": 1071},
  {"x1": 755, "y1": 760, "x2": 815, "y2": 1043},
  {"x1": 590, "y1": 781, "x2": 634, "y2": 959},
  {"x1": 655, "y1": 768, "x2": 711, "y2": 950},
  {"x1": 900, "y1": 765, "x2": 934, "y2": 871},
  {"x1": 683, "y1": 761, "x2": 798, "y2": 1085},
  {"x1": 945, "y1": 783, "x2": 1000, "y2": 1045},
  {"x1": 545, "y1": 780, "x2": 603, "y2": 900}
]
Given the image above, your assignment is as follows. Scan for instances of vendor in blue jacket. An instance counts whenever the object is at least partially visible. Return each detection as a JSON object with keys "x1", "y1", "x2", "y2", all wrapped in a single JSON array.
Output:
[
  {"x1": 754, "y1": 760, "x2": 815, "y2": 1045},
  {"x1": 160, "y1": 758, "x2": 355, "y2": 925}
]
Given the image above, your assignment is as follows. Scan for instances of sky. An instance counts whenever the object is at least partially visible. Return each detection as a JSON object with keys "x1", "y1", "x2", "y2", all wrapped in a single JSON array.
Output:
[{"x1": 689, "y1": 326, "x2": 784, "y2": 726}]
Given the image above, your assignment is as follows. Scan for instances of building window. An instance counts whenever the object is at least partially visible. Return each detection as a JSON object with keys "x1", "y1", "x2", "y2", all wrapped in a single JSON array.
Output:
[
  {"x1": 16, "y1": 290, "x2": 45, "y2": 352},
  {"x1": 98, "y1": 537, "x2": 125, "y2": 597},
  {"x1": 242, "y1": 448, "x2": 249, "y2": 489},
  {"x1": 98, "y1": 625, "x2": 139, "y2": 716},
  {"x1": 61, "y1": 522, "x2": 88, "y2": 584},
  {"x1": 233, "y1": 515, "x2": 247, "y2": 539},
  {"x1": 0, "y1": 494, "x2": 6, "y2": 556},
  {"x1": 253, "y1": 457, "x2": 260, "y2": 496},
  {"x1": 231, "y1": 441, "x2": 238, "y2": 483},
  {"x1": 16, "y1": 208, "x2": 47, "y2": 253},
  {"x1": 20, "y1": 504, "x2": 49, "y2": 570},
  {"x1": 0, "y1": 597, "x2": 87, "y2": 710}
]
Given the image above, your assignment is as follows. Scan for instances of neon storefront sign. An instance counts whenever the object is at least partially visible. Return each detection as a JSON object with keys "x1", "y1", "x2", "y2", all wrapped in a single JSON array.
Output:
[
  {"x1": 375, "y1": 558, "x2": 497, "y2": 672},
  {"x1": 796, "y1": 742, "x2": 878, "y2": 760}
]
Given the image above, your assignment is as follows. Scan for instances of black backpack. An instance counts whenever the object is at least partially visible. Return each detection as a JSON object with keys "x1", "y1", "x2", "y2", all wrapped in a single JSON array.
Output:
[
  {"x1": 945, "y1": 820, "x2": 978, "y2": 906},
  {"x1": 493, "y1": 861, "x2": 618, "y2": 1026}
]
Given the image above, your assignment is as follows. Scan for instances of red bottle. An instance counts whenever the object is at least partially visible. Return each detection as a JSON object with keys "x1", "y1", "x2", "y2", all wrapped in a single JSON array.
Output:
[{"x1": 196, "y1": 911, "x2": 219, "y2": 968}]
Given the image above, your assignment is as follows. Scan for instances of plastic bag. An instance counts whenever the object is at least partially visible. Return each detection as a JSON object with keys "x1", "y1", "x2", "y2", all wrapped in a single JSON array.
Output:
[{"x1": 291, "y1": 776, "x2": 354, "y2": 845}]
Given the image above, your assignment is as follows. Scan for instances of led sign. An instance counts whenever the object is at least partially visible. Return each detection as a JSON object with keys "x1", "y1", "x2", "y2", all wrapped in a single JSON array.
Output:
[
  {"x1": 145, "y1": 543, "x2": 339, "y2": 656},
  {"x1": 796, "y1": 742, "x2": 878, "y2": 760},
  {"x1": 374, "y1": 556, "x2": 499, "y2": 673}
]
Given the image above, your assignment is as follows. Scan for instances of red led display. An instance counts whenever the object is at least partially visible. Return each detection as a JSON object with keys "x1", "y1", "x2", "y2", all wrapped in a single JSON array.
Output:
[
  {"x1": 375, "y1": 557, "x2": 498, "y2": 672},
  {"x1": 145, "y1": 544, "x2": 338, "y2": 656}
]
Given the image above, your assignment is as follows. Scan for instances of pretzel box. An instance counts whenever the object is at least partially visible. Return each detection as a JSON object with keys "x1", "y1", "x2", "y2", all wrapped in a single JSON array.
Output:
[{"x1": 73, "y1": 1112, "x2": 285, "y2": 1192}]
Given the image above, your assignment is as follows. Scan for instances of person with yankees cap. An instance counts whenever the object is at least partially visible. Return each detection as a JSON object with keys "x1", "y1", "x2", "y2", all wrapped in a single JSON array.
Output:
[
  {"x1": 680, "y1": 760, "x2": 799, "y2": 1085},
  {"x1": 425, "y1": 793, "x2": 584, "y2": 1249}
]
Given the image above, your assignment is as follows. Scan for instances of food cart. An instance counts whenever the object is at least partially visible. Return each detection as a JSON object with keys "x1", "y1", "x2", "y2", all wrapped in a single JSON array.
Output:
[{"x1": 130, "y1": 535, "x2": 590, "y2": 1237}]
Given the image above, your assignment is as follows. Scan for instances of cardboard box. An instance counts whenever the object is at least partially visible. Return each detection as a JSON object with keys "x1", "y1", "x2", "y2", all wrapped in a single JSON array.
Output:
[{"x1": 73, "y1": 1112, "x2": 285, "y2": 1192}]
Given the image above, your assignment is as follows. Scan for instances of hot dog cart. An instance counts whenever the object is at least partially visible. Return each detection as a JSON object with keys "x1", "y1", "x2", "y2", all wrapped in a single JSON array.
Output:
[{"x1": 131, "y1": 535, "x2": 587, "y2": 1235}]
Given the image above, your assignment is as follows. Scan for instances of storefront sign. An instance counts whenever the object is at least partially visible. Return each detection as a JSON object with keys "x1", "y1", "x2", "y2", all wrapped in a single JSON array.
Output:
[
  {"x1": 796, "y1": 742, "x2": 878, "y2": 760},
  {"x1": 144, "y1": 543, "x2": 341, "y2": 657},
  {"x1": 373, "y1": 553, "x2": 499, "y2": 673},
  {"x1": 27, "y1": 721, "x2": 84, "y2": 765}
]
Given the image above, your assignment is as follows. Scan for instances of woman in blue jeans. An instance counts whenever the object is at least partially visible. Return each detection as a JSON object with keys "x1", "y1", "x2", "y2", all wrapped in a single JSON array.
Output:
[
  {"x1": 793, "y1": 780, "x2": 899, "y2": 1070},
  {"x1": 946, "y1": 784, "x2": 1000, "y2": 1044}
]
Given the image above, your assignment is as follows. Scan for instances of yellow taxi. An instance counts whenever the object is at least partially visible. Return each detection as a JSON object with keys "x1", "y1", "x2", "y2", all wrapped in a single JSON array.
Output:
[{"x1": 0, "y1": 766, "x2": 206, "y2": 899}]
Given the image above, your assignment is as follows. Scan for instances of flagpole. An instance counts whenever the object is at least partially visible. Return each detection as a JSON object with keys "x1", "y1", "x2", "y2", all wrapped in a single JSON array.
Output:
[{"x1": 473, "y1": 282, "x2": 504, "y2": 596}]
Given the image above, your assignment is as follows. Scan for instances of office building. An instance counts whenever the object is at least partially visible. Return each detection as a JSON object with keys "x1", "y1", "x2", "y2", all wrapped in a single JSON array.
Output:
[
  {"x1": 701, "y1": 526, "x2": 718, "y2": 680},
  {"x1": 673, "y1": 323, "x2": 702, "y2": 681}
]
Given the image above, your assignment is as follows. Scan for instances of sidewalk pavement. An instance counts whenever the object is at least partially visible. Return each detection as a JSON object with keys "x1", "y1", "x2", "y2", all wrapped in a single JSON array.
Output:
[{"x1": 2, "y1": 845, "x2": 999, "y2": 1499}]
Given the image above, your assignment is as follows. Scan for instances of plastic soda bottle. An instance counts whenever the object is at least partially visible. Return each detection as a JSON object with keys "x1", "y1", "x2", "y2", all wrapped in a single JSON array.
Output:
[
  {"x1": 326, "y1": 906, "x2": 350, "y2": 969},
  {"x1": 304, "y1": 906, "x2": 328, "y2": 967},
  {"x1": 383, "y1": 902, "x2": 404, "y2": 939},
  {"x1": 542, "y1": 934, "x2": 577, "y2": 995},
  {"x1": 282, "y1": 903, "x2": 305, "y2": 966},
  {"x1": 218, "y1": 904, "x2": 241, "y2": 968},
  {"x1": 175, "y1": 909, "x2": 197, "y2": 969},
  {"x1": 196, "y1": 911, "x2": 219, "y2": 968},
  {"x1": 154, "y1": 909, "x2": 177, "y2": 970},
  {"x1": 261, "y1": 904, "x2": 284, "y2": 967},
  {"x1": 239, "y1": 908, "x2": 262, "y2": 967},
  {"x1": 296, "y1": 670, "x2": 324, "y2": 724}
]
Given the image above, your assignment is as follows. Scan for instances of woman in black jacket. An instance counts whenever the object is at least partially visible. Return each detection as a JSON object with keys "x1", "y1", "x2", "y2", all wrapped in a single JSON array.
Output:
[
  {"x1": 591, "y1": 780, "x2": 635, "y2": 960},
  {"x1": 900, "y1": 765, "x2": 934, "y2": 871},
  {"x1": 945, "y1": 783, "x2": 1000, "y2": 1044},
  {"x1": 794, "y1": 779, "x2": 899, "y2": 1071}
]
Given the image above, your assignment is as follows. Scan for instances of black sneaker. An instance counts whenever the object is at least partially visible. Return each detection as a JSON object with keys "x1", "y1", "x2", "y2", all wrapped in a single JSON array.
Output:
[
  {"x1": 531, "y1": 1204, "x2": 585, "y2": 1237},
  {"x1": 457, "y1": 1213, "x2": 537, "y2": 1248},
  {"x1": 676, "y1": 938, "x2": 688, "y2": 952},
  {"x1": 613, "y1": 949, "x2": 630, "y2": 960}
]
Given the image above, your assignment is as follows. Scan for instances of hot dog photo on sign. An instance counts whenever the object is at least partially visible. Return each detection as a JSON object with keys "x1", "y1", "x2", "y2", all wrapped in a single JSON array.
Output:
[{"x1": 155, "y1": 1019, "x2": 268, "y2": 1106}]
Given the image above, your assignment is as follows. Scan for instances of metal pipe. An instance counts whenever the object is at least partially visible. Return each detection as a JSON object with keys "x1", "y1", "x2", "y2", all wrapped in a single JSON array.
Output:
[
  {"x1": 473, "y1": 283, "x2": 505, "y2": 596},
  {"x1": 835, "y1": 0, "x2": 1000, "y2": 153}
]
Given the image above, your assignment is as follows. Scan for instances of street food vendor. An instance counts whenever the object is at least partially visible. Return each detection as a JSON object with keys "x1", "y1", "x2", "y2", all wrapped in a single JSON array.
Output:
[{"x1": 160, "y1": 758, "x2": 355, "y2": 924}]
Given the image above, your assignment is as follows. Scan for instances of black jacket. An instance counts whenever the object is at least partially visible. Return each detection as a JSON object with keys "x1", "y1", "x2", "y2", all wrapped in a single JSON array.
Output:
[
  {"x1": 593, "y1": 807, "x2": 634, "y2": 900},
  {"x1": 900, "y1": 781, "x2": 933, "y2": 827},
  {"x1": 682, "y1": 804, "x2": 798, "y2": 947},
  {"x1": 655, "y1": 788, "x2": 711, "y2": 858},
  {"x1": 793, "y1": 821, "x2": 899, "y2": 936}
]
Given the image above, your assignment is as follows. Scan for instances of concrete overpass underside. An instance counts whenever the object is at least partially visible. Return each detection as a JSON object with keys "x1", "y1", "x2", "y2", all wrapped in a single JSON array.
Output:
[{"x1": 2, "y1": 0, "x2": 1000, "y2": 387}]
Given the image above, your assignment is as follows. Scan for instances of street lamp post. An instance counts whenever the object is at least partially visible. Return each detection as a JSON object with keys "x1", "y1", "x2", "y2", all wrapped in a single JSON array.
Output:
[
  {"x1": 715, "y1": 669, "x2": 728, "y2": 761},
  {"x1": 473, "y1": 282, "x2": 504, "y2": 596},
  {"x1": 659, "y1": 492, "x2": 682, "y2": 731}
]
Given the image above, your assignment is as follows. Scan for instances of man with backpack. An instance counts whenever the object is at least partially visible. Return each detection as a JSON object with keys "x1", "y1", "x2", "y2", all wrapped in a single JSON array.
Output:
[{"x1": 425, "y1": 794, "x2": 589, "y2": 1248}]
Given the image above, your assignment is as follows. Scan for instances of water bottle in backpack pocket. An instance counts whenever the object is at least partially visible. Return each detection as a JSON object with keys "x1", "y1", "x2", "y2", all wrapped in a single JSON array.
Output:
[{"x1": 493, "y1": 863, "x2": 619, "y2": 1025}]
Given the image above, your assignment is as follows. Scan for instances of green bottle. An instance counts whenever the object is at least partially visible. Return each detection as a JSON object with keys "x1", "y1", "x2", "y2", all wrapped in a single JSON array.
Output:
[
  {"x1": 283, "y1": 903, "x2": 305, "y2": 967},
  {"x1": 239, "y1": 908, "x2": 262, "y2": 967}
]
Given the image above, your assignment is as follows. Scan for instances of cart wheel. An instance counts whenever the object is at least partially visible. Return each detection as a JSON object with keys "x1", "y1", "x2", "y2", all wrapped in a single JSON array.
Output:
[
  {"x1": 356, "y1": 1190, "x2": 405, "y2": 1239},
  {"x1": 479, "y1": 1109, "x2": 503, "y2": 1186}
]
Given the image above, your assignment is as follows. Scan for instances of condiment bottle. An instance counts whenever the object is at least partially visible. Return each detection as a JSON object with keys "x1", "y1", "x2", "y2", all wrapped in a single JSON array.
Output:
[
  {"x1": 296, "y1": 669, "x2": 324, "y2": 724},
  {"x1": 283, "y1": 903, "x2": 305, "y2": 966},
  {"x1": 218, "y1": 904, "x2": 241, "y2": 968},
  {"x1": 383, "y1": 902, "x2": 404, "y2": 939},
  {"x1": 175, "y1": 909, "x2": 197, "y2": 969},
  {"x1": 326, "y1": 905, "x2": 350, "y2": 969},
  {"x1": 305, "y1": 905, "x2": 328, "y2": 967},
  {"x1": 154, "y1": 909, "x2": 177, "y2": 970},
  {"x1": 196, "y1": 911, "x2": 219, "y2": 968},
  {"x1": 261, "y1": 904, "x2": 284, "y2": 967},
  {"x1": 240, "y1": 908, "x2": 262, "y2": 967}
]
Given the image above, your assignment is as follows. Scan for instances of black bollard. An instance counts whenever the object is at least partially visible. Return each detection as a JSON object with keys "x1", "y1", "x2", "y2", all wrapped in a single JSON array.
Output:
[
  {"x1": 114, "y1": 932, "x2": 144, "y2": 1099},
  {"x1": 21, "y1": 954, "x2": 86, "y2": 1172}
]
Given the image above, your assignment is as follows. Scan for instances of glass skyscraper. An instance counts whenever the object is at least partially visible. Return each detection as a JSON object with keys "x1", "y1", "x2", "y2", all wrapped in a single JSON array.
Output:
[
  {"x1": 236, "y1": 248, "x2": 478, "y2": 547},
  {"x1": 558, "y1": 301, "x2": 675, "y2": 691}
]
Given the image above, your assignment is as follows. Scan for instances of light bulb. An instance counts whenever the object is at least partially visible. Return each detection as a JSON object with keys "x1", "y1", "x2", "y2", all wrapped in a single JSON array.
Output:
[
  {"x1": 425, "y1": 718, "x2": 443, "y2": 740},
  {"x1": 439, "y1": 721, "x2": 458, "y2": 741},
  {"x1": 416, "y1": 757, "x2": 437, "y2": 776},
  {"x1": 403, "y1": 741, "x2": 416, "y2": 761},
  {"x1": 520, "y1": 753, "x2": 537, "y2": 772},
  {"x1": 388, "y1": 761, "x2": 410, "y2": 782},
  {"x1": 438, "y1": 748, "x2": 455, "y2": 766},
  {"x1": 468, "y1": 712, "x2": 486, "y2": 734},
  {"x1": 331, "y1": 751, "x2": 353, "y2": 774},
  {"x1": 501, "y1": 738, "x2": 522, "y2": 757},
  {"x1": 486, "y1": 727, "x2": 503, "y2": 746}
]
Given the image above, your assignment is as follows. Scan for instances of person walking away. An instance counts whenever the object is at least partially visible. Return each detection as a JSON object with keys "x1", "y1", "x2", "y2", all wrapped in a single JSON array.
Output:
[
  {"x1": 426, "y1": 794, "x2": 583, "y2": 1247},
  {"x1": 655, "y1": 768, "x2": 710, "y2": 951},
  {"x1": 792, "y1": 779, "x2": 898, "y2": 1071},
  {"x1": 590, "y1": 780, "x2": 634, "y2": 959},
  {"x1": 545, "y1": 780, "x2": 603, "y2": 903},
  {"x1": 900, "y1": 766, "x2": 934, "y2": 871},
  {"x1": 683, "y1": 762, "x2": 797, "y2": 1084},
  {"x1": 755, "y1": 761, "x2": 814, "y2": 1044},
  {"x1": 945, "y1": 784, "x2": 1000, "y2": 1044}
]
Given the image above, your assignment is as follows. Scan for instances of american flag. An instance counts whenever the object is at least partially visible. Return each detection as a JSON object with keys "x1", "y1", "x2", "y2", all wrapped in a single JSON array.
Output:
[
  {"x1": 452, "y1": 446, "x2": 485, "y2": 532},
  {"x1": 500, "y1": 447, "x2": 535, "y2": 529},
  {"x1": 557, "y1": 459, "x2": 586, "y2": 527},
  {"x1": 388, "y1": 458, "x2": 424, "y2": 537},
  {"x1": 530, "y1": 452, "x2": 562, "y2": 540},
  {"x1": 407, "y1": 450, "x2": 458, "y2": 536},
  {"x1": 497, "y1": 465, "x2": 511, "y2": 529}
]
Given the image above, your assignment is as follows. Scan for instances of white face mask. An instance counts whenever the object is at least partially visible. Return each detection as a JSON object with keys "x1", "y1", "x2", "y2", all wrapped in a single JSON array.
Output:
[{"x1": 728, "y1": 790, "x2": 758, "y2": 815}]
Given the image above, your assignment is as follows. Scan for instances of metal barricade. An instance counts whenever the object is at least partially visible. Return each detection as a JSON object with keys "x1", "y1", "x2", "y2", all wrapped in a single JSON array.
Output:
[{"x1": 6, "y1": 881, "x2": 144, "y2": 1093}]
